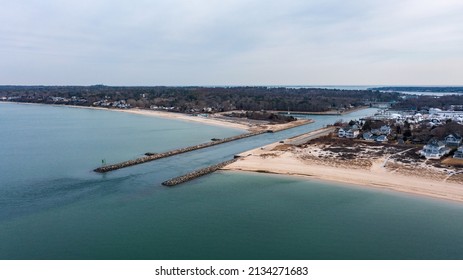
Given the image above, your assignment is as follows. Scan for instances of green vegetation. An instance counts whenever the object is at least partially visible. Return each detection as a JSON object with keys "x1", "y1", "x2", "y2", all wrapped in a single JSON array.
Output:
[
  {"x1": 391, "y1": 95, "x2": 463, "y2": 111},
  {"x1": 224, "y1": 111, "x2": 296, "y2": 123},
  {"x1": 0, "y1": 85, "x2": 399, "y2": 113}
]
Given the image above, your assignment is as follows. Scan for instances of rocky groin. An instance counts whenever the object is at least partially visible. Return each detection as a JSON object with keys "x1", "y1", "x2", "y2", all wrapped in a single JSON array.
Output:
[
  {"x1": 162, "y1": 158, "x2": 238, "y2": 186},
  {"x1": 93, "y1": 131, "x2": 264, "y2": 173},
  {"x1": 93, "y1": 120, "x2": 311, "y2": 173}
]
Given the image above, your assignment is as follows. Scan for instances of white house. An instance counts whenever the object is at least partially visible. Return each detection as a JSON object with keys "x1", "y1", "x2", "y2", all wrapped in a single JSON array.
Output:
[
  {"x1": 419, "y1": 139, "x2": 450, "y2": 159},
  {"x1": 338, "y1": 128, "x2": 347, "y2": 138},
  {"x1": 380, "y1": 125, "x2": 392, "y2": 135},
  {"x1": 363, "y1": 132, "x2": 374, "y2": 141},
  {"x1": 445, "y1": 134, "x2": 462, "y2": 147},
  {"x1": 375, "y1": 135, "x2": 388, "y2": 142},
  {"x1": 428, "y1": 119, "x2": 442, "y2": 127},
  {"x1": 414, "y1": 113, "x2": 423, "y2": 122},
  {"x1": 345, "y1": 129, "x2": 360, "y2": 139},
  {"x1": 454, "y1": 146, "x2": 463, "y2": 159}
]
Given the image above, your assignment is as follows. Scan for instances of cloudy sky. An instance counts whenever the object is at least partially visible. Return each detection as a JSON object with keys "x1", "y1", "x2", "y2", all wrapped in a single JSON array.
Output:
[{"x1": 1, "y1": 0, "x2": 462, "y2": 86}]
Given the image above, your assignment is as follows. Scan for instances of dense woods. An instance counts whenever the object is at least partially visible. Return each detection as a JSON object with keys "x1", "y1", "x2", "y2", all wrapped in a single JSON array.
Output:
[
  {"x1": 0, "y1": 85, "x2": 400, "y2": 113},
  {"x1": 223, "y1": 111, "x2": 297, "y2": 123},
  {"x1": 392, "y1": 95, "x2": 463, "y2": 110},
  {"x1": 370, "y1": 86, "x2": 463, "y2": 94}
]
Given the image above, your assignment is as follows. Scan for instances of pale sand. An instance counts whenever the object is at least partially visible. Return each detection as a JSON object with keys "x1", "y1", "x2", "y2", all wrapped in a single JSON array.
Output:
[
  {"x1": 103, "y1": 108, "x2": 251, "y2": 131},
  {"x1": 223, "y1": 139, "x2": 463, "y2": 203},
  {"x1": 5, "y1": 102, "x2": 312, "y2": 132},
  {"x1": 93, "y1": 108, "x2": 311, "y2": 132}
]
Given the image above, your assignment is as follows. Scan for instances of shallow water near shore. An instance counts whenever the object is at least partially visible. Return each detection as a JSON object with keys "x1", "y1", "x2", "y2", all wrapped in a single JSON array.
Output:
[{"x1": 1, "y1": 102, "x2": 463, "y2": 259}]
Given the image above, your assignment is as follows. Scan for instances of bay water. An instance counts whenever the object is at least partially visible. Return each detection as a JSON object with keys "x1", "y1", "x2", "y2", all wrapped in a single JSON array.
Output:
[{"x1": 1, "y1": 102, "x2": 463, "y2": 259}]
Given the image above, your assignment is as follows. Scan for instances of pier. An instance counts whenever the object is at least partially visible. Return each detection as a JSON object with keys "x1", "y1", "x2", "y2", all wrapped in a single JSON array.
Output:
[{"x1": 162, "y1": 158, "x2": 238, "y2": 186}]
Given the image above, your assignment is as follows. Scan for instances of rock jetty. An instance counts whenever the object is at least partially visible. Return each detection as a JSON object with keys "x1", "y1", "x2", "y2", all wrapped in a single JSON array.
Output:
[
  {"x1": 162, "y1": 158, "x2": 238, "y2": 186},
  {"x1": 93, "y1": 119, "x2": 311, "y2": 173},
  {"x1": 93, "y1": 131, "x2": 263, "y2": 173}
]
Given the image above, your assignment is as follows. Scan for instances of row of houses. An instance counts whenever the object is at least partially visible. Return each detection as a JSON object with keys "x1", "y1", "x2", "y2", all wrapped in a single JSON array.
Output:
[
  {"x1": 338, "y1": 122, "x2": 463, "y2": 160},
  {"x1": 1, "y1": 96, "x2": 20, "y2": 101},
  {"x1": 93, "y1": 99, "x2": 130, "y2": 109},
  {"x1": 373, "y1": 108, "x2": 463, "y2": 126},
  {"x1": 150, "y1": 105, "x2": 176, "y2": 111},
  {"x1": 48, "y1": 96, "x2": 88, "y2": 103},
  {"x1": 419, "y1": 134, "x2": 463, "y2": 159},
  {"x1": 338, "y1": 125, "x2": 392, "y2": 142}
]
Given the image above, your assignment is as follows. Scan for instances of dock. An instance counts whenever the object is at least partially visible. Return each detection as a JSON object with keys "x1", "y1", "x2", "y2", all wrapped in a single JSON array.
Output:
[{"x1": 162, "y1": 158, "x2": 238, "y2": 186}]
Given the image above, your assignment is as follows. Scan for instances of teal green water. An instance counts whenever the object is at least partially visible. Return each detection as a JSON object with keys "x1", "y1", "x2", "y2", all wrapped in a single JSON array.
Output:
[{"x1": 1, "y1": 103, "x2": 463, "y2": 259}]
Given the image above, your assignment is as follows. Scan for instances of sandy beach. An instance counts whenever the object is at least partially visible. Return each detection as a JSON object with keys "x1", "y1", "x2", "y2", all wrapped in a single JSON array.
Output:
[
  {"x1": 77, "y1": 107, "x2": 313, "y2": 132},
  {"x1": 3, "y1": 101, "x2": 312, "y2": 132},
  {"x1": 103, "y1": 107, "x2": 252, "y2": 131},
  {"x1": 119, "y1": 108, "x2": 312, "y2": 132},
  {"x1": 223, "y1": 130, "x2": 463, "y2": 203}
]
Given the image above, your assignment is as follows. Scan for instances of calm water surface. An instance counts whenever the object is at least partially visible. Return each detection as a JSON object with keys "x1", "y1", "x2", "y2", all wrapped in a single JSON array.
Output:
[{"x1": 1, "y1": 103, "x2": 463, "y2": 259}]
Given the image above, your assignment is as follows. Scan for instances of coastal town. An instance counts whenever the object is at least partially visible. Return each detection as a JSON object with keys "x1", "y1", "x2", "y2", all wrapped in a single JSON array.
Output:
[
  {"x1": 225, "y1": 103, "x2": 463, "y2": 202},
  {"x1": 338, "y1": 106, "x2": 463, "y2": 160}
]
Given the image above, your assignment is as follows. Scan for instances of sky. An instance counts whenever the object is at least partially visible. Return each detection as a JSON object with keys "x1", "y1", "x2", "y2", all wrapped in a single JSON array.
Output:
[{"x1": 1, "y1": 0, "x2": 462, "y2": 86}]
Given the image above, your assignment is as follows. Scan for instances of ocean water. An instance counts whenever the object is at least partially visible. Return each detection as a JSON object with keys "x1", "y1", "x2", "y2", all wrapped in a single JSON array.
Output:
[{"x1": 1, "y1": 102, "x2": 463, "y2": 260}]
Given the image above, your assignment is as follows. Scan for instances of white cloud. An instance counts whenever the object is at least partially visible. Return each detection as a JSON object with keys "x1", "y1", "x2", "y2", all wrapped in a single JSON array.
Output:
[{"x1": 0, "y1": 0, "x2": 462, "y2": 85}]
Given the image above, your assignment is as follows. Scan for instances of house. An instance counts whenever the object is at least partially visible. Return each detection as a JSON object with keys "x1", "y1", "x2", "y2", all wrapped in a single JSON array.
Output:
[
  {"x1": 429, "y1": 119, "x2": 442, "y2": 127},
  {"x1": 454, "y1": 146, "x2": 463, "y2": 159},
  {"x1": 351, "y1": 124, "x2": 360, "y2": 130},
  {"x1": 445, "y1": 134, "x2": 462, "y2": 147},
  {"x1": 338, "y1": 128, "x2": 347, "y2": 138},
  {"x1": 380, "y1": 125, "x2": 391, "y2": 135},
  {"x1": 345, "y1": 128, "x2": 360, "y2": 139},
  {"x1": 375, "y1": 135, "x2": 388, "y2": 142},
  {"x1": 419, "y1": 139, "x2": 450, "y2": 159},
  {"x1": 363, "y1": 132, "x2": 374, "y2": 141}
]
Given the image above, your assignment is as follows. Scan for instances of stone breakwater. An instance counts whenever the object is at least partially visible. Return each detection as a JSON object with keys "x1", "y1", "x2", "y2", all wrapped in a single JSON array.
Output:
[
  {"x1": 93, "y1": 131, "x2": 264, "y2": 173},
  {"x1": 93, "y1": 119, "x2": 311, "y2": 173},
  {"x1": 162, "y1": 158, "x2": 238, "y2": 186}
]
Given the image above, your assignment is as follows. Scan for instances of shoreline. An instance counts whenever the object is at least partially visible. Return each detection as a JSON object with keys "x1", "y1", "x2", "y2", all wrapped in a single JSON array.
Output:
[
  {"x1": 1, "y1": 101, "x2": 250, "y2": 131},
  {"x1": 1, "y1": 101, "x2": 312, "y2": 132},
  {"x1": 223, "y1": 129, "x2": 463, "y2": 203}
]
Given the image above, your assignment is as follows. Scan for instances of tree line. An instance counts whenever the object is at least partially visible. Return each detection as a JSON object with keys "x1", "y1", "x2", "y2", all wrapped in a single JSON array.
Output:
[{"x1": 0, "y1": 85, "x2": 400, "y2": 113}]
